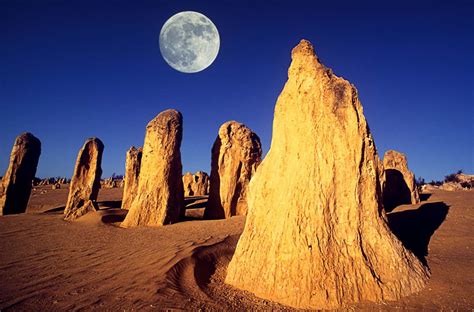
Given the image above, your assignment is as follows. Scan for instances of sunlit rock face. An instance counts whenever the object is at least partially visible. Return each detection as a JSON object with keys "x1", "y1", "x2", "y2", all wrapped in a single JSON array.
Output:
[
  {"x1": 64, "y1": 138, "x2": 104, "y2": 221},
  {"x1": 205, "y1": 121, "x2": 262, "y2": 219},
  {"x1": 121, "y1": 109, "x2": 184, "y2": 227},
  {"x1": 382, "y1": 150, "x2": 420, "y2": 211},
  {"x1": 225, "y1": 40, "x2": 429, "y2": 309},
  {"x1": 0, "y1": 133, "x2": 41, "y2": 215}
]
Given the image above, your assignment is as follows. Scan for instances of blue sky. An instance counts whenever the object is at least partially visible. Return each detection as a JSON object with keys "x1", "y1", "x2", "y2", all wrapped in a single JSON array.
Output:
[{"x1": 1, "y1": 0, "x2": 473, "y2": 182}]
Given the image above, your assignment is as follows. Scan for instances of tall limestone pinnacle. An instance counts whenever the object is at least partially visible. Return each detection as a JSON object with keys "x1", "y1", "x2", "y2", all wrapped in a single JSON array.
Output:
[
  {"x1": 64, "y1": 137, "x2": 104, "y2": 221},
  {"x1": 206, "y1": 121, "x2": 262, "y2": 219},
  {"x1": 225, "y1": 40, "x2": 429, "y2": 309},
  {"x1": 121, "y1": 109, "x2": 184, "y2": 227},
  {"x1": 121, "y1": 146, "x2": 142, "y2": 210},
  {"x1": 0, "y1": 133, "x2": 41, "y2": 215},
  {"x1": 382, "y1": 149, "x2": 420, "y2": 211}
]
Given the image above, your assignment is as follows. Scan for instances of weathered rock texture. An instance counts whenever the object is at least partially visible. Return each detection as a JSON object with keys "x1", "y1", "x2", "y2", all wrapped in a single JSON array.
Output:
[
  {"x1": 225, "y1": 40, "x2": 429, "y2": 309},
  {"x1": 205, "y1": 121, "x2": 262, "y2": 219},
  {"x1": 182, "y1": 171, "x2": 209, "y2": 197},
  {"x1": 64, "y1": 138, "x2": 104, "y2": 221},
  {"x1": 121, "y1": 146, "x2": 142, "y2": 209},
  {"x1": 182, "y1": 172, "x2": 194, "y2": 196},
  {"x1": 0, "y1": 133, "x2": 41, "y2": 215},
  {"x1": 64, "y1": 200, "x2": 98, "y2": 221},
  {"x1": 121, "y1": 109, "x2": 184, "y2": 227},
  {"x1": 382, "y1": 150, "x2": 420, "y2": 211},
  {"x1": 192, "y1": 171, "x2": 209, "y2": 196}
]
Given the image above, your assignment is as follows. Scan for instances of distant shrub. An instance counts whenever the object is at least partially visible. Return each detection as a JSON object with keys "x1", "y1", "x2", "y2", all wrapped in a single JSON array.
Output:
[
  {"x1": 444, "y1": 172, "x2": 461, "y2": 183},
  {"x1": 429, "y1": 180, "x2": 443, "y2": 186},
  {"x1": 460, "y1": 181, "x2": 473, "y2": 189},
  {"x1": 110, "y1": 173, "x2": 124, "y2": 180},
  {"x1": 415, "y1": 176, "x2": 425, "y2": 187}
]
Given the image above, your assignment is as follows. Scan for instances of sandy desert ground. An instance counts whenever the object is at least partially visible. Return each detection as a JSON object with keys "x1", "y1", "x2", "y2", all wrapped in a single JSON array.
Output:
[{"x1": 0, "y1": 186, "x2": 472, "y2": 311}]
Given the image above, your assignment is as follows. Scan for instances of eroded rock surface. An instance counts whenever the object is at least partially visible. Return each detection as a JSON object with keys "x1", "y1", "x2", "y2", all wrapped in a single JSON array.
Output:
[
  {"x1": 121, "y1": 146, "x2": 142, "y2": 209},
  {"x1": 121, "y1": 109, "x2": 184, "y2": 227},
  {"x1": 192, "y1": 171, "x2": 209, "y2": 196},
  {"x1": 382, "y1": 150, "x2": 420, "y2": 211},
  {"x1": 225, "y1": 40, "x2": 428, "y2": 309},
  {"x1": 205, "y1": 121, "x2": 261, "y2": 219},
  {"x1": 0, "y1": 133, "x2": 41, "y2": 215},
  {"x1": 183, "y1": 171, "x2": 209, "y2": 197},
  {"x1": 64, "y1": 138, "x2": 104, "y2": 221}
]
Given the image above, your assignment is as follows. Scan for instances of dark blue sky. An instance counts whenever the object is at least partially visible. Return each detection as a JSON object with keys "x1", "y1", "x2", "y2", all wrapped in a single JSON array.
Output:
[{"x1": 1, "y1": 0, "x2": 473, "y2": 181}]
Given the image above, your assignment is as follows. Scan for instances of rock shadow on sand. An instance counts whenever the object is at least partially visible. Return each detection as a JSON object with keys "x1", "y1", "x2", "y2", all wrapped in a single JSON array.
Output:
[
  {"x1": 387, "y1": 201, "x2": 449, "y2": 266},
  {"x1": 383, "y1": 169, "x2": 413, "y2": 212},
  {"x1": 420, "y1": 193, "x2": 432, "y2": 201}
]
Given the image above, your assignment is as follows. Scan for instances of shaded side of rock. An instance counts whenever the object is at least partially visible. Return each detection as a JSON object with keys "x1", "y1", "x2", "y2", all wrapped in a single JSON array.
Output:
[
  {"x1": 382, "y1": 150, "x2": 420, "y2": 211},
  {"x1": 225, "y1": 40, "x2": 428, "y2": 309},
  {"x1": 0, "y1": 133, "x2": 41, "y2": 215},
  {"x1": 64, "y1": 138, "x2": 104, "y2": 221},
  {"x1": 205, "y1": 121, "x2": 262, "y2": 219},
  {"x1": 121, "y1": 109, "x2": 184, "y2": 227}
]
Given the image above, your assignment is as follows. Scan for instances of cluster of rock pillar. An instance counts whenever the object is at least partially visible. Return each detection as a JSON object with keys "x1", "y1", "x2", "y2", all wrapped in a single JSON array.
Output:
[
  {"x1": 118, "y1": 116, "x2": 262, "y2": 225},
  {"x1": 0, "y1": 39, "x2": 430, "y2": 310}
]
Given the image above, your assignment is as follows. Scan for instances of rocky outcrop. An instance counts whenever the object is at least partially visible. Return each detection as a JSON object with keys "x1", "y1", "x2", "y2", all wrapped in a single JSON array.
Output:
[
  {"x1": 64, "y1": 138, "x2": 104, "y2": 221},
  {"x1": 121, "y1": 109, "x2": 184, "y2": 227},
  {"x1": 205, "y1": 121, "x2": 262, "y2": 219},
  {"x1": 64, "y1": 200, "x2": 98, "y2": 221},
  {"x1": 225, "y1": 40, "x2": 428, "y2": 309},
  {"x1": 382, "y1": 150, "x2": 420, "y2": 211},
  {"x1": 0, "y1": 133, "x2": 41, "y2": 215},
  {"x1": 182, "y1": 171, "x2": 209, "y2": 197},
  {"x1": 422, "y1": 173, "x2": 474, "y2": 192},
  {"x1": 192, "y1": 171, "x2": 209, "y2": 196},
  {"x1": 121, "y1": 146, "x2": 142, "y2": 209},
  {"x1": 34, "y1": 177, "x2": 68, "y2": 186},
  {"x1": 101, "y1": 177, "x2": 120, "y2": 189},
  {"x1": 182, "y1": 172, "x2": 193, "y2": 196}
]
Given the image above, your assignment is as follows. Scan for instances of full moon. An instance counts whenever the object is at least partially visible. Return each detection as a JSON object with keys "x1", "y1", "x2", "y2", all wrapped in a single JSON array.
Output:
[{"x1": 159, "y1": 11, "x2": 220, "y2": 73}]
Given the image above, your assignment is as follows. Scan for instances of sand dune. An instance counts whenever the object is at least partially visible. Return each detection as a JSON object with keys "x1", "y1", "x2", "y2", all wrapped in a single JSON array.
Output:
[{"x1": 0, "y1": 188, "x2": 472, "y2": 310}]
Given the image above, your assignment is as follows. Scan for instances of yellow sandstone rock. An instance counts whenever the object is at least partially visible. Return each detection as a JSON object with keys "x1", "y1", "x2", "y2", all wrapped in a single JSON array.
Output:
[
  {"x1": 121, "y1": 109, "x2": 184, "y2": 227},
  {"x1": 64, "y1": 137, "x2": 104, "y2": 221},
  {"x1": 225, "y1": 40, "x2": 429, "y2": 309},
  {"x1": 183, "y1": 171, "x2": 209, "y2": 197},
  {"x1": 205, "y1": 121, "x2": 262, "y2": 219},
  {"x1": 121, "y1": 146, "x2": 142, "y2": 209},
  {"x1": 382, "y1": 149, "x2": 420, "y2": 211},
  {"x1": 0, "y1": 133, "x2": 41, "y2": 215}
]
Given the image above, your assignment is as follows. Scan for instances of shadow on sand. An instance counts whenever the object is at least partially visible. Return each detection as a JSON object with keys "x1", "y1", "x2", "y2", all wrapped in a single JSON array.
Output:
[
  {"x1": 101, "y1": 208, "x2": 128, "y2": 224},
  {"x1": 383, "y1": 169, "x2": 412, "y2": 212},
  {"x1": 420, "y1": 193, "x2": 432, "y2": 201},
  {"x1": 43, "y1": 206, "x2": 66, "y2": 214},
  {"x1": 387, "y1": 201, "x2": 449, "y2": 266},
  {"x1": 98, "y1": 200, "x2": 122, "y2": 209}
]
